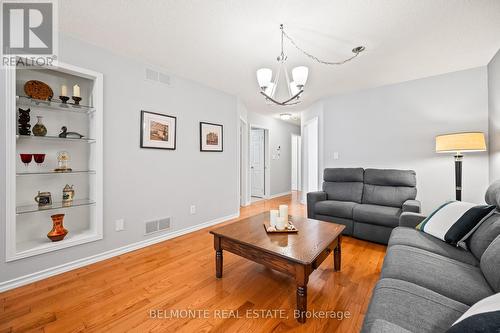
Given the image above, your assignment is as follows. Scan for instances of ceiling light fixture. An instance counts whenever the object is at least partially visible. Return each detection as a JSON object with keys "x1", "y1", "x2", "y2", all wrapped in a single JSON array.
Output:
[
  {"x1": 256, "y1": 24, "x2": 365, "y2": 107},
  {"x1": 280, "y1": 113, "x2": 292, "y2": 120}
]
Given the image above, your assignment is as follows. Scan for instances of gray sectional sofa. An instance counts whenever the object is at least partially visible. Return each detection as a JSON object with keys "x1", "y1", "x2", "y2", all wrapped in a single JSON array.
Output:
[
  {"x1": 362, "y1": 180, "x2": 500, "y2": 333},
  {"x1": 307, "y1": 168, "x2": 420, "y2": 244}
]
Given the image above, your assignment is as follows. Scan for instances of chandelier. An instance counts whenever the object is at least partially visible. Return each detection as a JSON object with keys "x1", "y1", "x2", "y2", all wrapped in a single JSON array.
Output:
[{"x1": 256, "y1": 24, "x2": 365, "y2": 106}]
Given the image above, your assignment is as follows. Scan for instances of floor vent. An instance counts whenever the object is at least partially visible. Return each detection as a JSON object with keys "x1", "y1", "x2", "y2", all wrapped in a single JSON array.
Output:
[
  {"x1": 145, "y1": 68, "x2": 171, "y2": 86},
  {"x1": 145, "y1": 217, "x2": 171, "y2": 235}
]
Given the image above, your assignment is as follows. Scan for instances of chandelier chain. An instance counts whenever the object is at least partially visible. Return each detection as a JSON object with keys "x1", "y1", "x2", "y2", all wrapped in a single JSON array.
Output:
[{"x1": 281, "y1": 27, "x2": 363, "y2": 65}]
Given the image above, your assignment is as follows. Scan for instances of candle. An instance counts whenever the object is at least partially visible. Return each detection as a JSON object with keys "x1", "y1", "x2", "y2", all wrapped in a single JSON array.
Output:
[
  {"x1": 73, "y1": 84, "x2": 80, "y2": 97},
  {"x1": 61, "y1": 84, "x2": 67, "y2": 96},
  {"x1": 279, "y1": 204, "x2": 288, "y2": 221},
  {"x1": 276, "y1": 216, "x2": 287, "y2": 230},
  {"x1": 270, "y1": 210, "x2": 279, "y2": 227}
]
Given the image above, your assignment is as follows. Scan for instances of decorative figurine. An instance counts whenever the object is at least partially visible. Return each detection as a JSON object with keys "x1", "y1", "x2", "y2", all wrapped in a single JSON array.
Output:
[
  {"x1": 54, "y1": 151, "x2": 72, "y2": 172},
  {"x1": 18, "y1": 108, "x2": 31, "y2": 135},
  {"x1": 32, "y1": 116, "x2": 47, "y2": 136},
  {"x1": 62, "y1": 184, "x2": 75, "y2": 206},
  {"x1": 34, "y1": 191, "x2": 52, "y2": 208},
  {"x1": 59, "y1": 126, "x2": 84, "y2": 139},
  {"x1": 48, "y1": 214, "x2": 68, "y2": 241}
]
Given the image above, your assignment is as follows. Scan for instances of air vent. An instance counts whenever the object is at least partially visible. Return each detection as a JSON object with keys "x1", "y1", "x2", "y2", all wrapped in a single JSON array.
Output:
[
  {"x1": 145, "y1": 217, "x2": 171, "y2": 235},
  {"x1": 145, "y1": 68, "x2": 171, "y2": 86}
]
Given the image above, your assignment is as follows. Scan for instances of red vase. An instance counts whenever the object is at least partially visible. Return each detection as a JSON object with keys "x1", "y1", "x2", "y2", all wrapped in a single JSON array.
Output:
[{"x1": 48, "y1": 214, "x2": 68, "y2": 242}]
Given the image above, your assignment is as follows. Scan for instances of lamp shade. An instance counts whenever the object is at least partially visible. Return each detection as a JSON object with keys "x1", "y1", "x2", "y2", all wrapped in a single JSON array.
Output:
[
  {"x1": 435, "y1": 132, "x2": 487, "y2": 153},
  {"x1": 256, "y1": 68, "x2": 272, "y2": 88},
  {"x1": 292, "y1": 66, "x2": 308, "y2": 87}
]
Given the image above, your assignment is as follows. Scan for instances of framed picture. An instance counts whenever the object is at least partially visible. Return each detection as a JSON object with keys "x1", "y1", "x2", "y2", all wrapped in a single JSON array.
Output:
[
  {"x1": 140, "y1": 111, "x2": 177, "y2": 150},
  {"x1": 200, "y1": 122, "x2": 223, "y2": 152}
]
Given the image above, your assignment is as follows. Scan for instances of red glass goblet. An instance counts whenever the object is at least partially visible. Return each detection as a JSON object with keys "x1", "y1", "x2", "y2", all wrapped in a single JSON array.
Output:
[
  {"x1": 20, "y1": 154, "x2": 33, "y2": 167},
  {"x1": 33, "y1": 154, "x2": 46, "y2": 165}
]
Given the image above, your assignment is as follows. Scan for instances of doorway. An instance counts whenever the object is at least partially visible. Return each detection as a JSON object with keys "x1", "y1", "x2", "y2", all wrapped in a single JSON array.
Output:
[
  {"x1": 291, "y1": 134, "x2": 302, "y2": 193},
  {"x1": 250, "y1": 128, "x2": 266, "y2": 199}
]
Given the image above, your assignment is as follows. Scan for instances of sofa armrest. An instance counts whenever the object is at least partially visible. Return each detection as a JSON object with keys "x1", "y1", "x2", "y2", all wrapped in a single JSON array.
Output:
[
  {"x1": 307, "y1": 191, "x2": 327, "y2": 219},
  {"x1": 399, "y1": 212, "x2": 427, "y2": 228},
  {"x1": 402, "y1": 199, "x2": 421, "y2": 213}
]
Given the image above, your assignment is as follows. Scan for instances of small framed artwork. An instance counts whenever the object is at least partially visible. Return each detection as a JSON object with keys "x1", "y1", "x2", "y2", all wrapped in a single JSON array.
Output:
[
  {"x1": 140, "y1": 111, "x2": 177, "y2": 150},
  {"x1": 200, "y1": 122, "x2": 223, "y2": 152}
]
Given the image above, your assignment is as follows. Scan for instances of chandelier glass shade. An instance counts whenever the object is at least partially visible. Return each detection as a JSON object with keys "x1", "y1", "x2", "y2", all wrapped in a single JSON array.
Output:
[{"x1": 256, "y1": 24, "x2": 365, "y2": 107}]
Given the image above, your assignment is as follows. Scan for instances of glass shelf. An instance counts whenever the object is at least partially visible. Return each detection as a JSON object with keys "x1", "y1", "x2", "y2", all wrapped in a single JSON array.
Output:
[
  {"x1": 16, "y1": 134, "x2": 95, "y2": 143},
  {"x1": 16, "y1": 199, "x2": 95, "y2": 215},
  {"x1": 17, "y1": 96, "x2": 95, "y2": 114},
  {"x1": 16, "y1": 170, "x2": 96, "y2": 176}
]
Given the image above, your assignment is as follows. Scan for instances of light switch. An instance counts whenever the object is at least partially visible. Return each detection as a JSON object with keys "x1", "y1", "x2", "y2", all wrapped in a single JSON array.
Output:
[{"x1": 333, "y1": 152, "x2": 339, "y2": 160}]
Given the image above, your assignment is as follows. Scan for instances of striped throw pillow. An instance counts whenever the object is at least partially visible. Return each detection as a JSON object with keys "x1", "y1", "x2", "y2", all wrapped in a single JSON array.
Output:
[{"x1": 416, "y1": 201, "x2": 495, "y2": 245}]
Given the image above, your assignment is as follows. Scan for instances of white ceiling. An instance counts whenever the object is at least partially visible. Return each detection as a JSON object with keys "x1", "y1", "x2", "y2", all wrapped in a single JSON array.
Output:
[{"x1": 60, "y1": 0, "x2": 500, "y2": 115}]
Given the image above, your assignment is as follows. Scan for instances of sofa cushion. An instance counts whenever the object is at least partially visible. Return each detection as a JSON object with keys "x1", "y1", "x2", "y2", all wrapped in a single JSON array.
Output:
[
  {"x1": 353, "y1": 204, "x2": 401, "y2": 227},
  {"x1": 381, "y1": 245, "x2": 493, "y2": 305},
  {"x1": 363, "y1": 319, "x2": 412, "y2": 333},
  {"x1": 361, "y1": 278, "x2": 469, "y2": 333},
  {"x1": 362, "y1": 184, "x2": 417, "y2": 208},
  {"x1": 324, "y1": 167, "x2": 364, "y2": 182},
  {"x1": 388, "y1": 227, "x2": 479, "y2": 266},
  {"x1": 362, "y1": 169, "x2": 417, "y2": 207},
  {"x1": 314, "y1": 200, "x2": 356, "y2": 219},
  {"x1": 480, "y1": 235, "x2": 500, "y2": 292},
  {"x1": 364, "y1": 169, "x2": 416, "y2": 187},
  {"x1": 468, "y1": 211, "x2": 500, "y2": 260},
  {"x1": 323, "y1": 182, "x2": 363, "y2": 203},
  {"x1": 315, "y1": 215, "x2": 353, "y2": 235}
]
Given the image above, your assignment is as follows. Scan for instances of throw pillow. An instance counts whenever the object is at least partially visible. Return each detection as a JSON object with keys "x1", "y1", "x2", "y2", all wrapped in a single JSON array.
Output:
[
  {"x1": 446, "y1": 293, "x2": 500, "y2": 333},
  {"x1": 416, "y1": 201, "x2": 495, "y2": 245}
]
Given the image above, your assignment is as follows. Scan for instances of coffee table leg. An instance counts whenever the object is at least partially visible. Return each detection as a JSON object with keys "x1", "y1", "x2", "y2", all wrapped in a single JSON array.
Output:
[
  {"x1": 214, "y1": 236, "x2": 223, "y2": 278},
  {"x1": 296, "y1": 284, "x2": 307, "y2": 323},
  {"x1": 334, "y1": 235, "x2": 342, "y2": 272},
  {"x1": 295, "y1": 266, "x2": 309, "y2": 323}
]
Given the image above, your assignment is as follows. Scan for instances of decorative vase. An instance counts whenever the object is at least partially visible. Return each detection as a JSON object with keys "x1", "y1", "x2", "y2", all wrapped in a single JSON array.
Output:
[
  {"x1": 48, "y1": 214, "x2": 68, "y2": 242},
  {"x1": 32, "y1": 116, "x2": 47, "y2": 136},
  {"x1": 18, "y1": 108, "x2": 31, "y2": 135}
]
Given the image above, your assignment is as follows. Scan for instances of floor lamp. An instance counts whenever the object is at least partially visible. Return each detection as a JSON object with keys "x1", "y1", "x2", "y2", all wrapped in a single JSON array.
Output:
[{"x1": 435, "y1": 132, "x2": 487, "y2": 201}]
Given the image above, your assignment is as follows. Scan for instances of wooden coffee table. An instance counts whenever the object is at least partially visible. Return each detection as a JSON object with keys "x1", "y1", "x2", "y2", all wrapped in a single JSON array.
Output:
[{"x1": 210, "y1": 212, "x2": 345, "y2": 323}]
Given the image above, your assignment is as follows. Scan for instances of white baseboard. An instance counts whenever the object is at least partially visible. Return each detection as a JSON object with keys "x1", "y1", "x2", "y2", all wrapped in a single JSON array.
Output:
[
  {"x1": 0, "y1": 212, "x2": 239, "y2": 293},
  {"x1": 266, "y1": 191, "x2": 292, "y2": 199}
]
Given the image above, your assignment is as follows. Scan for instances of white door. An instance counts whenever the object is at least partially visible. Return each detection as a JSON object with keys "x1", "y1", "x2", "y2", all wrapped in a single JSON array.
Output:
[{"x1": 251, "y1": 128, "x2": 265, "y2": 197}]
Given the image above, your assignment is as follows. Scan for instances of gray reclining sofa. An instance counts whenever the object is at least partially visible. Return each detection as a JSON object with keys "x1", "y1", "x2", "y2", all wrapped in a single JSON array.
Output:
[
  {"x1": 307, "y1": 168, "x2": 420, "y2": 244},
  {"x1": 362, "y1": 180, "x2": 500, "y2": 332}
]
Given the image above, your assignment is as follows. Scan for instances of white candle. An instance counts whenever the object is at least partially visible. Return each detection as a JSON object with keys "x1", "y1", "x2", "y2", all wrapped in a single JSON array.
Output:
[
  {"x1": 276, "y1": 216, "x2": 287, "y2": 230},
  {"x1": 73, "y1": 84, "x2": 80, "y2": 97},
  {"x1": 61, "y1": 84, "x2": 67, "y2": 96},
  {"x1": 279, "y1": 205, "x2": 288, "y2": 221},
  {"x1": 270, "y1": 210, "x2": 279, "y2": 227}
]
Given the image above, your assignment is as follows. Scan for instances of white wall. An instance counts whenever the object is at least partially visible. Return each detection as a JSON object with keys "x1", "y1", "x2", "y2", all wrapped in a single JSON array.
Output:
[
  {"x1": 489, "y1": 49, "x2": 500, "y2": 182},
  {"x1": 247, "y1": 112, "x2": 300, "y2": 197},
  {"x1": 303, "y1": 67, "x2": 489, "y2": 214},
  {"x1": 0, "y1": 35, "x2": 239, "y2": 286}
]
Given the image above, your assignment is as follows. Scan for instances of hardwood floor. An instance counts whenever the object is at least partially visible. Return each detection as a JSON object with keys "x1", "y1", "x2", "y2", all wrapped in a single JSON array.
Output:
[{"x1": 0, "y1": 192, "x2": 387, "y2": 333}]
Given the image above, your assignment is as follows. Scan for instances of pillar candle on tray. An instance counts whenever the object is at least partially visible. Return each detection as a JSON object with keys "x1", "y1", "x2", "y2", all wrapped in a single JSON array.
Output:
[
  {"x1": 270, "y1": 210, "x2": 279, "y2": 227},
  {"x1": 276, "y1": 216, "x2": 287, "y2": 230},
  {"x1": 279, "y1": 204, "x2": 288, "y2": 221}
]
